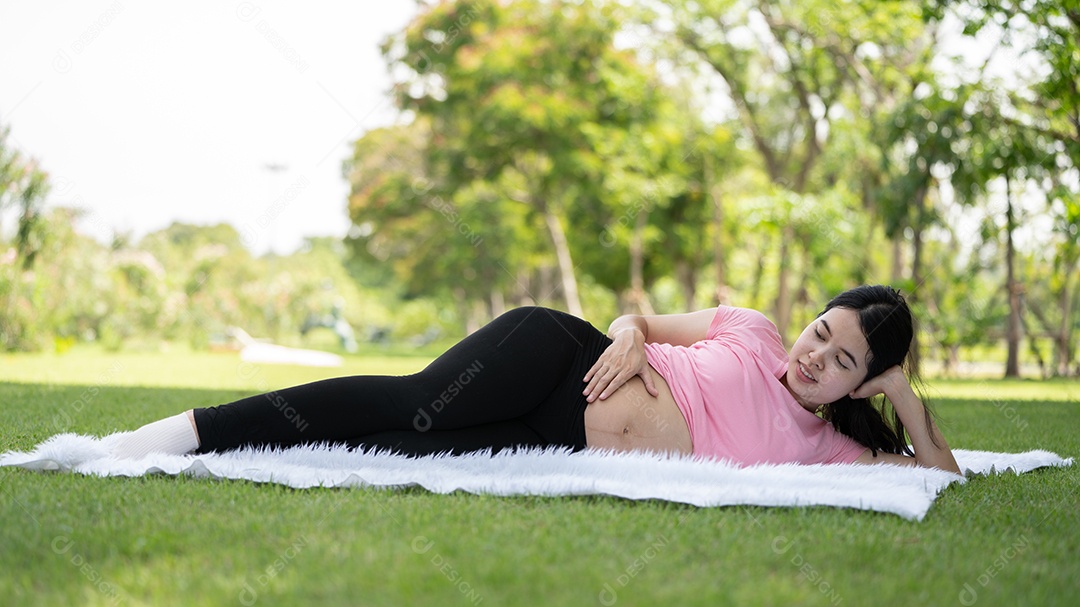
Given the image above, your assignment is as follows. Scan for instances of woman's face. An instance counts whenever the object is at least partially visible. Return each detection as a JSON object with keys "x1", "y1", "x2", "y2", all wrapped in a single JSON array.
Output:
[{"x1": 784, "y1": 307, "x2": 872, "y2": 411}]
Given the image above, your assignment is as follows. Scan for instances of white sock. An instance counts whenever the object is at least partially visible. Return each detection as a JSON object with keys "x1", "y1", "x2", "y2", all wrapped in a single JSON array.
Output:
[{"x1": 111, "y1": 412, "x2": 200, "y2": 459}]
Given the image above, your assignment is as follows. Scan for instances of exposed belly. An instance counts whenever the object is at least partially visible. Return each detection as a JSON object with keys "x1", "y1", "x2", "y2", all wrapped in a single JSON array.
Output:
[{"x1": 583, "y1": 364, "x2": 693, "y2": 456}]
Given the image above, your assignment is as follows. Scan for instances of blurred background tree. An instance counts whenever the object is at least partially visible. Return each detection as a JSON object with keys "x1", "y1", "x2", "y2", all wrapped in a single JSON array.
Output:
[{"x1": 0, "y1": 122, "x2": 51, "y2": 350}]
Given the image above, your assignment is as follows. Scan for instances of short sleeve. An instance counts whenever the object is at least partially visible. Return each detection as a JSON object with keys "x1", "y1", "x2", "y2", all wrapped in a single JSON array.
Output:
[
  {"x1": 705, "y1": 306, "x2": 788, "y2": 375},
  {"x1": 823, "y1": 430, "x2": 869, "y2": 465},
  {"x1": 706, "y1": 305, "x2": 772, "y2": 340},
  {"x1": 705, "y1": 305, "x2": 737, "y2": 340}
]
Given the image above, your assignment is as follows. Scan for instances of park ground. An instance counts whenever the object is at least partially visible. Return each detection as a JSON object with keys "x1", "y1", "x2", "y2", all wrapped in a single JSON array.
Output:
[{"x1": 1, "y1": 346, "x2": 1077, "y2": 607}]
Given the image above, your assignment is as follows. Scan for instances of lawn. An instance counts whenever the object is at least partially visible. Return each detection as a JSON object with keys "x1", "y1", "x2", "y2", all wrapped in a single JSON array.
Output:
[{"x1": 1, "y1": 347, "x2": 1077, "y2": 607}]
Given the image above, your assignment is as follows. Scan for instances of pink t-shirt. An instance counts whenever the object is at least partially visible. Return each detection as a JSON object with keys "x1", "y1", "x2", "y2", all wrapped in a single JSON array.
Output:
[{"x1": 643, "y1": 305, "x2": 868, "y2": 466}]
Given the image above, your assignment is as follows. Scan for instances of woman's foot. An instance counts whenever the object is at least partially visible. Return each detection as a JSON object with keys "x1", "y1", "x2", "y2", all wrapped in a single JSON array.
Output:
[{"x1": 111, "y1": 410, "x2": 201, "y2": 460}]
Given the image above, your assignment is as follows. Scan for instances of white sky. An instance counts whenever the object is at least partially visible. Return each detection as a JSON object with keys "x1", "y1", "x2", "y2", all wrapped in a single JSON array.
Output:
[{"x1": 0, "y1": 1, "x2": 419, "y2": 255}]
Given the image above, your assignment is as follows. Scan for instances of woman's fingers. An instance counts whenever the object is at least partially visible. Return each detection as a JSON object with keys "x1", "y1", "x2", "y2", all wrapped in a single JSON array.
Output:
[
  {"x1": 583, "y1": 344, "x2": 621, "y2": 399},
  {"x1": 592, "y1": 370, "x2": 631, "y2": 402},
  {"x1": 583, "y1": 359, "x2": 601, "y2": 383},
  {"x1": 849, "y1": 365, "x2": 908, "y2": 400},
  {"x1": 639, "y1": 369, "x2": 659, "y2": 397},
  {"x1": 583, "y1": 361, "x2": 629, "y2": 403},
  {"x1": 584, "y1": 366, "x2": 618, "y2": 402},
  {"x1": 849, "y1": 385, "x2": 873, "y2": 400},
  {"x1": 582, "y1": 337, "x2": 658, "y2": 403},
  {"x1": 584, "y1": 365, "x2": 658, "y2": 402},
  {"x1": 582, "y1": 358, "x2": 612, "y2": 401}
]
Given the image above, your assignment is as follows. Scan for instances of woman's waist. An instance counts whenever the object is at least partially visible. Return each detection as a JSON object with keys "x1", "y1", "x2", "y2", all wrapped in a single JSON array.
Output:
[{"x1": 587, "y1": 363, "x2": 693, "y2": 451}]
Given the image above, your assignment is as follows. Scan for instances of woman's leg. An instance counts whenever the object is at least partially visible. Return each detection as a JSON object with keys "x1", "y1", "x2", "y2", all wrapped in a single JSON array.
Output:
[
  {"x1": 192, "y1": 306, "x2": 610, "y2": 455},
  {"x1": 111, "y1": 410, "x2": 201, "y2": 459}
]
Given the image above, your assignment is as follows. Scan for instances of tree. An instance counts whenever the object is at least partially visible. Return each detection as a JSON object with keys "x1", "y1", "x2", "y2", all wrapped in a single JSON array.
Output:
[
  {"x1": 665, "y1": 0, "x2": 940, "y2": 340},
  {"x1": 384, "y1": 0, "x2": 682, "y2": 317},
  {"x1": 343, "y1": 117, "x2": 535, "y2": 330},
  {"x1": 926, "y1": 0, "x2": 1080, "y2": 375},
  {"x1": 877, "y1": 83, "x2": 978, "y2": 372},
  {"x1": 953, "y1": 90, "x2": 1058, "y2": 377},
  {"x1": 0, "y1": 123, "x2": 50, "y2": 268},
  {"x1": 0, "y1": 122, "x2": 52, "y2": 349}
]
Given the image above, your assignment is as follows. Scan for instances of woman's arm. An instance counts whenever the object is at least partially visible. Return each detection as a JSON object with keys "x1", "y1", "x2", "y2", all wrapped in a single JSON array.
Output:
[
  {"x1": 582, "y1": 308, "x2": 718, "y2": 403},
  {"x1": 607, "y1": 308, "x2": 720, "y2": 348},
  {"x1": 851, "y1": 366, "x2": 962, "y2": 475}
]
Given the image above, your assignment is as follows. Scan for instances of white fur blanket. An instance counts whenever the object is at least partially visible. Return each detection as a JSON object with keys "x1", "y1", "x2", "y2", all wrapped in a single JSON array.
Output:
[{"x1": 1, "y1": 433, "x2": 1071, "y2": 521}]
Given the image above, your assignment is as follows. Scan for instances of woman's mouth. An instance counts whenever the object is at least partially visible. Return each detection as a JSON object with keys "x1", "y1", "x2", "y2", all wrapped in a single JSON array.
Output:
[{"x1": 797, "y1": 363, "x2": 817, "y2": 384}]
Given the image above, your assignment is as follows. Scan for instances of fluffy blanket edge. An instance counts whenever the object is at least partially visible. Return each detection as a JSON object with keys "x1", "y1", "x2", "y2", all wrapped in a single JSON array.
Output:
[{"x1": 1, "y1": 433, "x2": 1072, "y2": 521}]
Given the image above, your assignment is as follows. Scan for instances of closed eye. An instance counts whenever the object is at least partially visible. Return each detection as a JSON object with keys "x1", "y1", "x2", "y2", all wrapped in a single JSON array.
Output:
[
  {"x1": 836, "y1": 357, "x2": 849, "y2": 371},
  {"x1": 820, "y1": 319, "x2": 860, "y2": 370}
]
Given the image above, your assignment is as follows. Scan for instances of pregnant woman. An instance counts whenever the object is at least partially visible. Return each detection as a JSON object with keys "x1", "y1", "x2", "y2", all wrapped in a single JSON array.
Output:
[{"x1": 112, "y1": 284, "x2": 960, "y2": 474}]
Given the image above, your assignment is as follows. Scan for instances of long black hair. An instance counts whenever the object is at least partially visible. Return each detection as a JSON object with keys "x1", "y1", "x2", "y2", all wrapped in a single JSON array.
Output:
[{"x1": 815, "y1": 285, "x2": 939, "y2": 456}]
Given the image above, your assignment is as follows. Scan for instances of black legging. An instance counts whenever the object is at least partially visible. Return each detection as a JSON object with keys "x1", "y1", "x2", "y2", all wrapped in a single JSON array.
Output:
[{"x1": 192, "y1": 306, "x2": 613, "y2": 457}]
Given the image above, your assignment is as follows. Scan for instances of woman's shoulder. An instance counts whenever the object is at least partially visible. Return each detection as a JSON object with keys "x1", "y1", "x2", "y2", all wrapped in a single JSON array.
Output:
[
  {"x1": 707, "y1": 306, "x2": 788, "y2": 369},
  {"x1": 708, "y1": 305, "x2": 781, "y2": 338}
]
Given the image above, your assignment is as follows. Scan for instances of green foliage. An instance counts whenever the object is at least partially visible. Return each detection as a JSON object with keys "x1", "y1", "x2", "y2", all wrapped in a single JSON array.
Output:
[
  {"x1": 357, "y1": 0, "x2": 743, "y2": 317},
  {"x1": 344, "y1": 0, "x2": 1079, "y2": 370},
  {"x1": 0, "y1": 213, "x2": 429, "y2": 352},
  {"x1": 0, "y1": 122, "x2": 52, "y2": 349},
  {"x1": 919, "y1": 0, "x2": 1080, "y2": 375}
]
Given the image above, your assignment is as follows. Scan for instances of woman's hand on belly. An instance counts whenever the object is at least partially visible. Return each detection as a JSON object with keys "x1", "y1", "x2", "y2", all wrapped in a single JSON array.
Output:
[
  {"x1": 584, "y1": 367, "x2": 693, "y2": 456},
  {"x1": 582, "y1": 328, "x2": 658, "y2": 403}
]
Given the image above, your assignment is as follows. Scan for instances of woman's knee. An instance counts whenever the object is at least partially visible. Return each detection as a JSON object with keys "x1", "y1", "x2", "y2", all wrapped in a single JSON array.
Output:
[
  {"x1": 494, "y1": 306, "x2": 588, "y2": 336},
  {"x1": 494, "y1": 305, "x2": 546, "y2": 324}
]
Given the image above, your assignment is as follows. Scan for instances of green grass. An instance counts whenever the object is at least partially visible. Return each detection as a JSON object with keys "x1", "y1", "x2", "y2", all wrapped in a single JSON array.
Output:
[{"x1": 1, "y1": 347, "x2": 1077, "y2": 607}]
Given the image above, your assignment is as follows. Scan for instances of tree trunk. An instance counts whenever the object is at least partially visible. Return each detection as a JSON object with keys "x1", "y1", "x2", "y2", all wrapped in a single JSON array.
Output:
[
  {"x1": 470, "y1": 297, "x2": 488, "y2": 337},
  {"x1": 542, "y1": 204, "x2": 584, "y2": 317},
  {"x1": 774, "y1": 224, "x2": 794, "y2": 342},
  {"x1": 1057, "y1": 259, "x2": 1076, "y2": 376},
  {"x1": 891, "y1": 234, "x2": 905, "y2": 284},
  {"x1": 1004, "y1": 178, "x2": 1021, "y2": 378},
  {"x1": 1072, "y1": 278, "x2": 1080, "y2": 376},
  {"x1": 615, "y1": 289, "x2": 629, "y2": 316},
  {"x1": 536, "y1": 266, "x2": 553, "y2": 307},
  {"x1": 1025, "y1": 294, "x2": 1060, "y2": 373},
  {"x1": 790, "y1": 236, "x2": 813, "y2": 346},
  {"x1": 751, "y1": 232, "x2": 770, "y2": 311},
  {"x1": 852, "y1": 222, "x2": 872, "y2": 286},
  {"x1": 1018, "y1": 296, "x2": 1046, "y2": 378},
  {"x1": 947, "y1": 344, "x2": 960, "y2": 377},
  {"x1": 709, "y1": 152, "x2": 728, "y2": 305},
  {"x1": 511, "y1": 268, "x2": 529, "y2": 307},
  {"x1": 454, "y1": 287, "x2": 478, "y2": 335},
  {"x1": 675, "y1": 259, "x2": 697, "y2": 312},
  {"x1": 1003, "y1": 179, "x2": 1022, "y2": 377},
  {"x1": 909, "y1": 185, "x2": 927, "y2": 377},
  {"x1": 489, "y1": 288, "x2": 506, "y2": 320},
  {"x1": 627, "y1": 206, "x2": 654, "y2": 315}
]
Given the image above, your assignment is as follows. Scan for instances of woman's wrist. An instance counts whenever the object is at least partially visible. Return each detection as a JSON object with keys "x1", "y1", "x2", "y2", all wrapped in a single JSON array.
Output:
[
  {"x1": 607, "y1": 316, "x2": 647, "y2": 342},
  {"x1": 877, "y1": 369, "x2": 914, "y2": 402},
  {"x1": 611, "y1": 327, "x2": 644, "y2": 340},
  {"x1": 884, "y1": 382, "x2": 922, "y2": 417}
]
